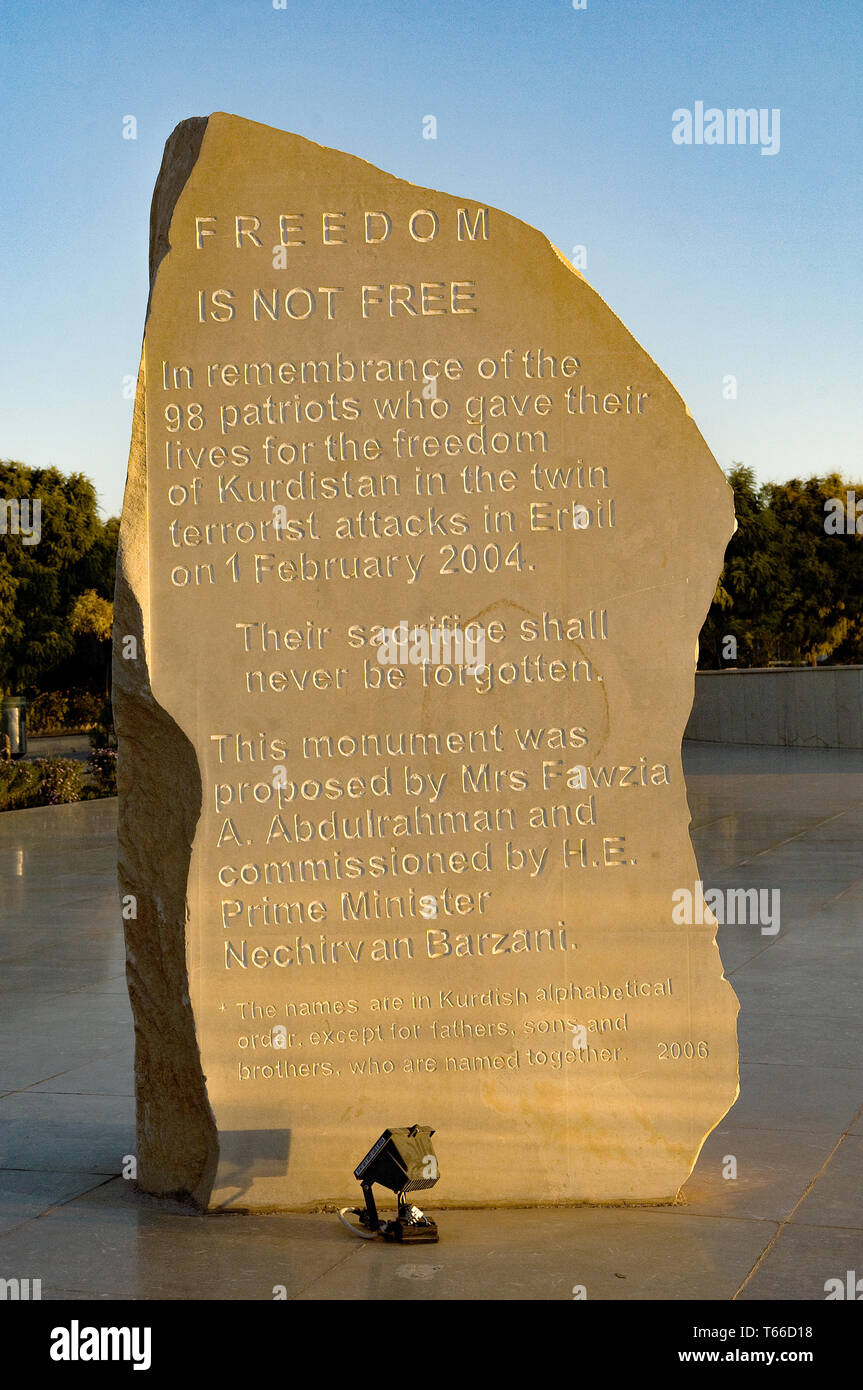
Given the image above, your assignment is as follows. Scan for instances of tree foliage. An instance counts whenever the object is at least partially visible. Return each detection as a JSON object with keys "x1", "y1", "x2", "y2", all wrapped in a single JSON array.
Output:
[
  {"x1": 699, "y1": 466, "x2": 863, "y2": 667},
  {"x1": 70, "y1": 590, "x2": 114, "y2": 642},
  {"x1": 0, "y1": 460, "x2": 118, "y2": 695}
]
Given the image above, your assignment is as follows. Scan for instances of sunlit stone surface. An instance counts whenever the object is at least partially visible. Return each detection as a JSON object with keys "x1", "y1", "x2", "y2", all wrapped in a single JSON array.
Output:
[{"x1": 115, "y1": 113, "x2": 738, "y2": 1209}]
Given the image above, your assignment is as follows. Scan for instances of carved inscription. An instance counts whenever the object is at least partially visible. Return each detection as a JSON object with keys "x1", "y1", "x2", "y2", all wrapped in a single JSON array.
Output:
[{"x1": 121, "y1": 115, "x2": 738, "y2": 1208}]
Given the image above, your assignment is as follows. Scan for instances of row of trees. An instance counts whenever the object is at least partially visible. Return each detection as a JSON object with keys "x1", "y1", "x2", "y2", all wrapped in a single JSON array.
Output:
[
  {"x1": 0, "y1": 458, "x2": 861, "y2": 708},
  {"x1": 0, "y1": 460, "x2": 117, "y2": 700},
  {"x1": 699, "y1": 466, "x2": 863, "y2": 668}
]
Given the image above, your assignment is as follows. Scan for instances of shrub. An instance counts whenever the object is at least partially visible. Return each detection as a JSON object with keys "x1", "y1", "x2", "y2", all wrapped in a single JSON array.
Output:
[
  {"x1": 87, "y1": 747, "x2": 117, "y2": 797},
  {"x1": 29, "y1": 758, "x2": 85, "y2": 805},
  {"x1": 66, "y1": 690, "x2": 105, "y2": 730},
  {"x1": 27, "y1": 689, "x2": 104, "y2": 735},
  {"x1": 88, "y1": 697, "x2": 116, "y2": 749},
  {"x1": 0, "y1": 760, "x2": 41, "y2": 810},
  {"x1": 26, "y1": 691, "x2": 69, "y2": 734},
  {"x1": 0, "y1": 757, "x2": 85, "y2": 810}
]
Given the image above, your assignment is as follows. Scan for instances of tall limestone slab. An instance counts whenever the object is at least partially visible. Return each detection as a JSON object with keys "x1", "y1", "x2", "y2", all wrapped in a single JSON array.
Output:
[{"x1": 115, "y1": 113, "x2": 738, "y2": 1210}]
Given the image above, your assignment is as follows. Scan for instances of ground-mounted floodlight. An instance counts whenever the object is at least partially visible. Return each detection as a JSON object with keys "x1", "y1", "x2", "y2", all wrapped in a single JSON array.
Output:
[{"x1": 338, "y1": 1125, "x2": 440, "y2": 1243}]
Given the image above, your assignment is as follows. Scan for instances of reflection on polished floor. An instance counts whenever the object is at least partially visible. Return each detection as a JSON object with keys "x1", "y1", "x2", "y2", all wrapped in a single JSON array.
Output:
[{"x1": 0, "y1": 743, "x2": 861, "y2": 1300}]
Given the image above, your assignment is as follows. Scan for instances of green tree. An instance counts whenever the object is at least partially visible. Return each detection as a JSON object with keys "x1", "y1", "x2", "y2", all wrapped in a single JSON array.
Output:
[
  {"x1": 700, "y1": 465, "x2": 786, "y2": 666},
  {"x1": 699, "y1": 467, "x2": 863, "y2": 667},
  {"x1": 763, "y1": 475, "x2": 858, "y2": 665},
  {"x1": 69, "y1": 589, "x2": 114, "y2": 694},
  {"x1": 69, "y1": 590, "x2": 113, "y2": 643},
  {"x1": 0, "y1": 459, "x2": 118, "y2": 694}
]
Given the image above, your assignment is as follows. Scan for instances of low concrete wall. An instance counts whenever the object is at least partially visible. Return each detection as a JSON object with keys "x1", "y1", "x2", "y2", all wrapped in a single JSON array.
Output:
[{"x1": 685, "y1": 667, "x2": 863, "y2": 749}]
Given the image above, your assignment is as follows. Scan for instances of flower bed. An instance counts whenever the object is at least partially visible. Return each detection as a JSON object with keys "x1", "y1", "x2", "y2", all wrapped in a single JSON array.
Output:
[{"x1": 0, "y1": 750, "x2": 117, "y2": 810}]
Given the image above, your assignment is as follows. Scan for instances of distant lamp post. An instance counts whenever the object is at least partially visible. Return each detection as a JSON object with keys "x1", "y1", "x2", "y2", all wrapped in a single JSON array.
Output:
[
  {"x1": 339, "y1": 1125, "x2": 440, "y2": 1243},
  {"x1": 0, "y1": 695, "x2": 27, "y2": 759}
]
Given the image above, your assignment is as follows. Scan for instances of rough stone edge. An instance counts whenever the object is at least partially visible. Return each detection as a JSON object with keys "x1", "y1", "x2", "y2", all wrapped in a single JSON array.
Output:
[
  {"x1": 113, "y1": 117, "x2": 218, "y2": 1206},
  {"x1": 113, "y1": 112, "x2": 739, "y2": 1209}
]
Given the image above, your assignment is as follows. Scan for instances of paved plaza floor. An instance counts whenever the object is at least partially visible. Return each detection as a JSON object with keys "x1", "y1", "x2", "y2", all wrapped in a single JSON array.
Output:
[{"x1": 0, "y1": 742, "x2": 861, "y2": 1301}]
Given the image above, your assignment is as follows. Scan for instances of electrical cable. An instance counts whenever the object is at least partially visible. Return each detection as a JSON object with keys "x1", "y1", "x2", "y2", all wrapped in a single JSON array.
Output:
[{"x1": 338, "y1": 1207, "x2": 378, "y2": 1238}]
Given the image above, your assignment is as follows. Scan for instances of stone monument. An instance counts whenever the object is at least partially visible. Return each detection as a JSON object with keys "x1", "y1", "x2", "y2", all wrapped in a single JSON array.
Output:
[{"x1": 115, "y1": 113, "x2": 738, "y2": 1210}]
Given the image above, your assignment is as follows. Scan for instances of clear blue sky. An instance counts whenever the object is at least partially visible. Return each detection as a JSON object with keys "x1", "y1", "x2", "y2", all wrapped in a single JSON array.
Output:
[{"x1": 1, "y1": 0, "x2": 860, "y2": 518}]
